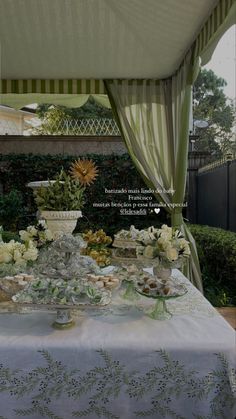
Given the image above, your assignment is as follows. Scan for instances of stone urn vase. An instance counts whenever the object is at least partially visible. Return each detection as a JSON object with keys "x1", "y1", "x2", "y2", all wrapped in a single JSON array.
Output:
[{"x1": 41, "y1": 210, "x2": 82, "y2": 238}]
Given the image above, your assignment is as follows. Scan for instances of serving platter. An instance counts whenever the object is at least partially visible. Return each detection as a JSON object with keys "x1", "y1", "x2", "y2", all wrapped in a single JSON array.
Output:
[{"x1": 12, "y1": 296, "x2": 111, "y2": 329}]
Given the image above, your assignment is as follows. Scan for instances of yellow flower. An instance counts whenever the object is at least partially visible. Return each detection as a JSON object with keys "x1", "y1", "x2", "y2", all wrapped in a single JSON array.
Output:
[
  {"x1": 166, "y1": 247, "x2": 178, "y2": 261},
  {"x1": 70, "y1": 159, "x2": 98, "y2": 186}
]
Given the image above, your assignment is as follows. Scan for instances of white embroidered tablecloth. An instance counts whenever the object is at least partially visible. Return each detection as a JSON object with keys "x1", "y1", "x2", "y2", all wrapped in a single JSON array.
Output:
[{"x1": 0, "y1": 269, "x2": 235, "y2": 419}]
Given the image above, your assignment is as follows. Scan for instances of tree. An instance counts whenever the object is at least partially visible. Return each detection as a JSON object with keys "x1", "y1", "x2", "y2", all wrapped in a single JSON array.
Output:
[
  {"x1": 193, "y1": 69, "x2": 235, "y2": 157},
  {"x1": 35, "y1": 97, "x2": 113, "y2": 135}
]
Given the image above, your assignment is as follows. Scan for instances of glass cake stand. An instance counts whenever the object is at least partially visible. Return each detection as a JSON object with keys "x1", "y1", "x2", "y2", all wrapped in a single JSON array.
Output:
[
  {"x1": 14, "y1": 295, "x2": 111, "y2": 329},
  {"x1": 136, "y1": 285, "x2": 187, "y2": 320}
]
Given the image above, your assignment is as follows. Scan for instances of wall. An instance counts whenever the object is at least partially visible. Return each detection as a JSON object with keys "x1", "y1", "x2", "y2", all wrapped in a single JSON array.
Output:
[
  {"x1": 186, "y1": 151, "x2": 212, "y2": 223},
  {"x1": 0, "y1": 135, "x2": 127, "y2": 155},
  {"x1": 197, "y1": 158, "x2": 236, "y2": 232}
]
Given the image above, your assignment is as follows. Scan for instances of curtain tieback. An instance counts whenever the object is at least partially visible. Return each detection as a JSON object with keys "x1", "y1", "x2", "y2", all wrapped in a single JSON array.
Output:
[{"x1": 171, "y1": 209, "x2": 183, "y2": 227}]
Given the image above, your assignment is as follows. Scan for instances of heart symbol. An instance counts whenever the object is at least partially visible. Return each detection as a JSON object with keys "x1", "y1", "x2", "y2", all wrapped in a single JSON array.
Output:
[{"x1": 154, "y1": 208, "x2": 160, "y2": 214}]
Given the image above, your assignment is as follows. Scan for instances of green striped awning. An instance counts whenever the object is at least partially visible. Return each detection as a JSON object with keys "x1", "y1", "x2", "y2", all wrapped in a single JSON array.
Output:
[
  {"x1": 193, "y1": 0, "x2": 235, "y2": 63},
  {"x1": 0, "y1": 79, "x2": 106, "y2": 95},
  {"x1": 0, "y1": 0, "x2": 235, "y2": 98}
]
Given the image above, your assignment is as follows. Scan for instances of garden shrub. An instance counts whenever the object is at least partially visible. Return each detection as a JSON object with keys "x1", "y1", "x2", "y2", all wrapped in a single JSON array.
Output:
[
  {"x1": 1, "y1": 231, "x2": 20, "y2": 243},
  {"x1": 189, "y1": 224, "x2": 236, "y2": 306},
  {"x1": 0, "y1": 153, "x2": 167, "y2": 234},
  {"x1": 0, "y1": 190, "x2": 27, "y2": 231}
]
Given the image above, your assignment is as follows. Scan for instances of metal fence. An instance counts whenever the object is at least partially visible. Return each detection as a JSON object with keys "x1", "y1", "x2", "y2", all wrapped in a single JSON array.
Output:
[
  {"x1": 32, "y1": 118, "x2": 121, "y2": 136},
  {"x1": 197, "y1": 157, "x2": 236, "y2": 232}
]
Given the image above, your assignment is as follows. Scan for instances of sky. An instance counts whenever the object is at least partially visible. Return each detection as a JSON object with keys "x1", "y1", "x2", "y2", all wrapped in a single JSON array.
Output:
[{"x1": 204, "y1": 25, "x2": 236, "y2": 100}]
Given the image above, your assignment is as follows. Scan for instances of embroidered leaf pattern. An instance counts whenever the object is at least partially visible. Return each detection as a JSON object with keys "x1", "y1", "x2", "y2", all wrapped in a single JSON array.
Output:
[
  {"x1": 0, "y1": 350, "x2": 235, "y2": 419},
  {"x1": 15, "y1": 404, "x2": 62, "y2": 419}
]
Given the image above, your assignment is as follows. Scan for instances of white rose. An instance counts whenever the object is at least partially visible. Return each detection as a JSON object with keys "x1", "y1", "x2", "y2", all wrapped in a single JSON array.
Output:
[
  {"x1": 23, "y1": 248, "x2": 38, "y2": 261},
  {"x1": 159, "y1": 225, "x2": 172, "y2": 239},
  {"x1": 0, "y1": 251, "x2": 12, "y2": 263},
  {"x1": 157, "y1": 237, "x2": 169, "y2": 251},
  {"x1": 13, "y1": 249, "x2": 23, "y2": 262},
  {"x1": 143, "y1": 245, "x2": 157, "y2": 259},
  {"x1": 160, "y1": 231, "x2": 172, "y2": 241},
  {"x1": 28, "y1": 226, "x2": 37, "y2": 236},
  {"x1": 166, "y1": 247, "x2": 178, "y2": 261},
  {"x1": 6, "y1": 240, "x2": 16, "y2": 250},
  {"x1": 23, "y1": 241, "x2": 38, "y2": 261},
  {"x1": 19, "y1": 230, "x2": 31, "y2": 242}
]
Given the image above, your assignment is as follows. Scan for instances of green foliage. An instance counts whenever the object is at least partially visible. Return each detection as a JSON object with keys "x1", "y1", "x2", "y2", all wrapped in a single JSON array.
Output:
[
  {"x1": 193, "y1": 69, "x2": 235, "y2": 157},
  {"x1": 37, "y1": 97, "x2": 113, "y2": 120},
  {"x1": 189, "y1": 224, "x2": 236, "y2": 306},
  {"x1": 1, "y1": 231, "x2": 20, "y2": 242},
  {"x1": 36, "y1": 97, "x2": 113, "y2": 135},
  {"x1": 0, "y1": 190, "x2": 25, "y2": 231},
  {"x1": 34, "y1": 170, "x2": 85, "y2": 211}
]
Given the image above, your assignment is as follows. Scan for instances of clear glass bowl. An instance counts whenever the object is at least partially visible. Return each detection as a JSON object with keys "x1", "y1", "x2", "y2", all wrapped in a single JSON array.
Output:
[{"x1": 136, "y1": 285, "x2": 187, "y2": 320}]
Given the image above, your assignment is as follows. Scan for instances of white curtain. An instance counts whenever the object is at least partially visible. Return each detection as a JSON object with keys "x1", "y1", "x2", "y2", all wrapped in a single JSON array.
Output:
[{"x1": 105, "y1": 53, "x2": 203, "y2": 292}]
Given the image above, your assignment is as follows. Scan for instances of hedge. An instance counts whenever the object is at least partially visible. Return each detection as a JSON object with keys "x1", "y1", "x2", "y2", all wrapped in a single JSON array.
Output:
[
  {"x1": 189, "y1": 224, "x2": 236, "y2": 306},
  {"x1": 0, "y1": 153, "x2": 168, "y2": 234}
]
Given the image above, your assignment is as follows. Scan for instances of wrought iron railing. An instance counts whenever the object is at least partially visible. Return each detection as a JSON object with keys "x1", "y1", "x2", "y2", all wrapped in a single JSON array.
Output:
[{"x1": 198, "y1": 155, "x2": 236, "y2": 173}]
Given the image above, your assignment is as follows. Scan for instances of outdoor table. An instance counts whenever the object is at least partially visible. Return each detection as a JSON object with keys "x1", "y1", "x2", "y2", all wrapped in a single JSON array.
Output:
[{"x1": 0, "y1": 269, "x2": 235, "y2": 419}]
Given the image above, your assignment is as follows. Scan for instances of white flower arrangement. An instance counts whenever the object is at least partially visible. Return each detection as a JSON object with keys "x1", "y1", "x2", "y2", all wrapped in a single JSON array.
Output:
[
  {"x1": 0, "y1": 239, "x2": 38, "y2": 266},
  {"x1": 136, "y1": 225, "x2": 190, "y2": 266},
  {"x1": 19, "y1": 220, "x2": 53, "y2": 248}
]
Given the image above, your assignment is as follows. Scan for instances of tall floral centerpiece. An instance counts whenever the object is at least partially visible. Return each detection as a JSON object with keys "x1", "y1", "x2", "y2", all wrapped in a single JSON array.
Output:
[
  {"x1": 136, "y1": 225, "x2": 191, "y2": 279},
  {"x1": 34, "y1": 159, "x2": 98, "y2": 238}
]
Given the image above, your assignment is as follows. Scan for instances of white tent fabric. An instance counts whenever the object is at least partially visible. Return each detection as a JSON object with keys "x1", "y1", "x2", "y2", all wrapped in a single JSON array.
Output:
[
  {"x1": 193, "y1": 0, "x2": 236, "y2": 64},
  {"x1": 0, "y1": 0, "x2": 219, "y2": 80},
  {"x1": 0, "y1": 0, "x2": 235, "y2": 109}
]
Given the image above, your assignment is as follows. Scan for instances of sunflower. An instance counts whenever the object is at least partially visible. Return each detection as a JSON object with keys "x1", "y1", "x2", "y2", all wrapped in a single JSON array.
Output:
[{"x1": 70, "y1": 159, "x2": 99, "y2": 186}]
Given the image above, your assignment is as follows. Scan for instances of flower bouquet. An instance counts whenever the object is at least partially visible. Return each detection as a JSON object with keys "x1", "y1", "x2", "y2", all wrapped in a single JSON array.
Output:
[
  {"x1": 0, "y1": 238, "x2": 38, "y2": 268},
  {"x1": 81, "y1": 229, "x2": 112, "y2": 267},
  {"x1": 135, "y1": 225, "x2": 190, "y2": 276},
  {"x1": 0, "y1": 236, "x2": 38, "y2": 301}
]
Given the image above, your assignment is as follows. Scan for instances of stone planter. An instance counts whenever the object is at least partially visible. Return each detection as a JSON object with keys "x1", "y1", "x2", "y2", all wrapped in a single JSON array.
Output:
[{"x1": 41, "y1": 210, "x2": 82, "y2": 238}]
